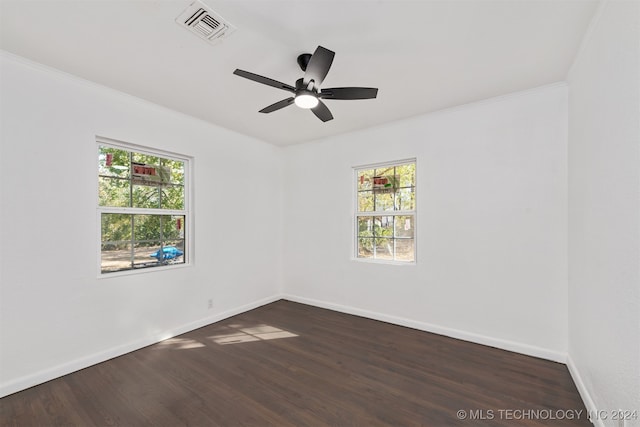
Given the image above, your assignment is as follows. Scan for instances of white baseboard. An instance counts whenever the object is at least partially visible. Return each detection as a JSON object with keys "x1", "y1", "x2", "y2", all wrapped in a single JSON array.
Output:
[
  {"x1": 0, "y1": 294, "x2": 282, "y2": 398},
  {"x1": 566, "y1": 354, "x2": 600, "y2": 427},
  {"x1": 282, "y1": 294, "x2": 567, "y2": 363}
]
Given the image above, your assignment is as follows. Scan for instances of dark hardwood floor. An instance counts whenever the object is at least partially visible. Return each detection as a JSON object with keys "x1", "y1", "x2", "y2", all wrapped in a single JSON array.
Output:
[{"x1": 1, "y1": 300, "x2": 589, "y2": 426}]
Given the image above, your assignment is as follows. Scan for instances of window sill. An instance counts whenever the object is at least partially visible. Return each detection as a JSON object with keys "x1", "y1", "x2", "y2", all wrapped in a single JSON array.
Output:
[
  {"x1": 97, "y1": 262, "x2": 191, "y2": 279},
  {"x1": 351, "y1": 258, "x2": 416, "y2": 266}
]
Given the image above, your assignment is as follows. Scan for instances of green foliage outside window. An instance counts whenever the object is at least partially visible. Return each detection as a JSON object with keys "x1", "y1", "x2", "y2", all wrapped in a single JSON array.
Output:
[{"x1": 99, "y1": 146, "x2": 185, "y2": 210}]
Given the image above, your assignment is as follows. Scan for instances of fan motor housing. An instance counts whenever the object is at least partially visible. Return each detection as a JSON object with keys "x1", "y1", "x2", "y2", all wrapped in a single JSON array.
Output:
[{"x1": 297, "y1": 53, "x2": 312, "y2": 71}]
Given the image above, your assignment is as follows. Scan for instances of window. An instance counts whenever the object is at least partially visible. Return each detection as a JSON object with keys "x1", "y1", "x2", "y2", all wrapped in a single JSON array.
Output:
[
  {"x1": 355, "y1": 160, "x2": 416, "y2": 263},
  {"x1": 97, "y1": 139, "x2": 190, "y2": 274}
]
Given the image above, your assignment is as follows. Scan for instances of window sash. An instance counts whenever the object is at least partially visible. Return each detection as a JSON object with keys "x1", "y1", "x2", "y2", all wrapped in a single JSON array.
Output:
[
  {"x1": 99, "y1": 212, "x2": 188, "y2": 271},
  {"x1": 98, "y1": 140, "x2": 190, "y2": 212}
]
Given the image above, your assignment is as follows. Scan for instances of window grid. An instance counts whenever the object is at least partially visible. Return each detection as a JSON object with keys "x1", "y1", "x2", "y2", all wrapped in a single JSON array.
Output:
[{"x1": 355, "y1": 160, "x2": 416, "y2": 263}]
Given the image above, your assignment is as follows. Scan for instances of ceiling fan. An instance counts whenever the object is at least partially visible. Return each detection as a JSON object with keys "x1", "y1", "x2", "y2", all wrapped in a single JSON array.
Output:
[{"x1": 233, "y1": 46, "x2": 378, "y2": 122}]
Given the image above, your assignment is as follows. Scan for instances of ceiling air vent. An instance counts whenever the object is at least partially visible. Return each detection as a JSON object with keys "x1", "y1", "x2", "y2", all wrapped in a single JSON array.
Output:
[{"x1": 176, "y1": 1, "x2": 235, "y2": 45}]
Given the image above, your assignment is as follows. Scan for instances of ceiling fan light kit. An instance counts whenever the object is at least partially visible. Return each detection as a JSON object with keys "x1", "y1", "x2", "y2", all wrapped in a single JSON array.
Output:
[
  {"x1": 294, "y1": 94, "x2": 319, "y2": 109},
  {"x1": 233, "y1": 46, "x2": 378, "y2": 122}
]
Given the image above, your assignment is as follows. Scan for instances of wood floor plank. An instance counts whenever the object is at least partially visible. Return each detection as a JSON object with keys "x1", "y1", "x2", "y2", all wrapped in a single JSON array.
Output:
[{"x1": 1, "y1": 300, "x2": 590, "y2": 426}]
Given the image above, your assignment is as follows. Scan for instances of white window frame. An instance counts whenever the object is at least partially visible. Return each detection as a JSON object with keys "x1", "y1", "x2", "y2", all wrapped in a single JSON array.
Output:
[
  {"x1": 353, "y1": 158, "x2": 417, "y2": 265},
  {"x1": 96, "y1": 136, "x2": 193, "y2": 278}
]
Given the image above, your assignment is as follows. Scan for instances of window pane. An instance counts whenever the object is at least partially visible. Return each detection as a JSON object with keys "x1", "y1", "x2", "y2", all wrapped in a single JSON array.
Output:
[
  {"x1": 101, "y1": 213, "x2": 132, "y2": 242},
  {"x1": 374, "y1": 166, "x2": 394, "y2": 180},
  {"x1": 132, "y1": 152, "x2": 161, "y2": 165},
  {"x1": 162, "y1": 240, "x2": 186, "y2": 264},
  {"x1": 131, "y1": 162, "x2": 169, "y2": 188},
  {"x1": 374, "y1": 238, "x2": 393, "y2": 260},
  {"x1": 134, "y1": 241, "x2": 161, "y2": 267},
  {"x1": 162, "y1": 215, "x2": 185, "y2": 240},
  {"x1": 374, "y1": 216, "x2": 394, "y2": 237},
  {"x1": 162, "y1": 159, "x2": 185, "y2": 185},
  {"x1": 394, "y1": 216, "x2": 414, "y2": 238},
  {"x1": 395, "y1": 187, "x2": 415, "y2": 211},
  {"x1": 132, "y1": 184, "x2": 160, "y2": 209},
  {"x1": 358, "y1": 237, "x2": 374, "y2": 258},
  {"x1": 101, "y1": 243, "x2": 132, "y2": 273},
  {"x1": 358, "y1": 216, "x2": 373, "y2": 237},
  {"x1": 99, "y1": 146, "x2": 129, "y2": 178},
  {"x1": 395, "y1": 239, "x2": 415, "y2": 262},
  {"x1": 133, "y1": 215, "x2": 162, "y2": 241},
  {"x1": 357, "y1": 169, "x2": 373, "y2": 191},
  {"x1": 101, "y1": 213, "x2": 133, "y2": 273},
  {"x1": 396, "y1": 163, "x2": 415, "y2": 188},
  {"x1": 374, "y1": 192, "x2": 395, "y2": 211},
  {"x1": 358, "y1": 191, "x2": 374, "y2": 212},
  {"x1": 372, "y1": 174, "x2": 396, "y2": 192},
  {"x1": 143, "y1": 242, "x2": 185, "y2": 264},
  {"x1": 99, "y1": 176, "x2": 130, "y2": 207},
  {"x1": 161, "y1": 185, "x2": 185, "y2": 210}
]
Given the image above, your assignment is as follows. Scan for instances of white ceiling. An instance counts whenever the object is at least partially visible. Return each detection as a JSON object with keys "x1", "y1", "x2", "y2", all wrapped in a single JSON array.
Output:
[{"x1": 0, "y1": 0, "x2": 598, "y2": 146}]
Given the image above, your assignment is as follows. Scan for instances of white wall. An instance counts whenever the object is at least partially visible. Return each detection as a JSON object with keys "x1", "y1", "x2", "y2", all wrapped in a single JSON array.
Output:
[
  {"x1": 0, "y1": 52, "x2": 283, "y2": 396},
  {"x1": 567, "y1": 1, "x2": 640, "y2": 425},
  {"x1": 282, "y1": 84, "x2": 569, "y2": 361},
  {"x1": 4, "y1": 5, "x2": 637, "y2": 414}
]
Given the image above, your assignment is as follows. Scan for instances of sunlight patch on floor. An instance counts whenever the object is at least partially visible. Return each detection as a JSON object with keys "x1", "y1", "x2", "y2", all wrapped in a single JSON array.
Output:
[
  {"x1": 156, "y1": 337, "x2": 206, "y2": 350},
  {"x1": 209, "y1": 324, "x2": 298, "y2": 345}
]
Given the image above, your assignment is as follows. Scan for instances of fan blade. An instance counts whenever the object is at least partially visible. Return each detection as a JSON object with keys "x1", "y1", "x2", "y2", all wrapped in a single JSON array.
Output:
[
  {"x1": 233, "y1": 69, "x2": 295, "y2": 93},
  {"x1": 311, "y1": 100, "x2": 334, "y2": 122},
  {"x1": 320, "y1": 87, "x2": 378, "y2": 100},
  {"x1": 303, "y1": 46, "x2": 335, "y2": 87},
  {"x1": 259, "y1": 97, "x2": 295, "y2": 113}
]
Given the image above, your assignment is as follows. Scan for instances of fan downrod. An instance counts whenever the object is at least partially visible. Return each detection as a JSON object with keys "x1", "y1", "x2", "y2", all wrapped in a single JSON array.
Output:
[{"x1": 297, "y1": 53, "x2": 312, "y2": 71}]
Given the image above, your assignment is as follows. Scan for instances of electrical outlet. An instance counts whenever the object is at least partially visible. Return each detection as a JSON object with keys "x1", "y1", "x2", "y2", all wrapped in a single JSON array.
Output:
[{"x1": 208, "y1": 299, "x2": 213, "y2": 310}]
